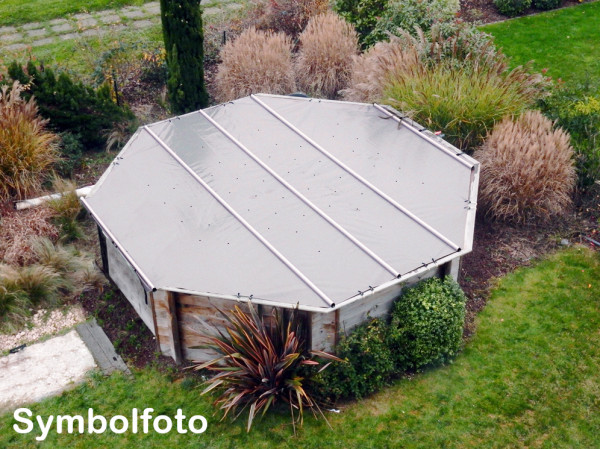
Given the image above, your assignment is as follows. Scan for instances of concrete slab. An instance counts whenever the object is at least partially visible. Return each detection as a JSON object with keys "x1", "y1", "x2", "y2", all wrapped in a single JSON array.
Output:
[
  {"x1": 1, "y1": 33, "x2": 21, "y2": 43},
  {"x1": 144, "y1": 2, "x2": 161, "y2": 14},
  {"x1": 0, "y1": 331, "x2": 96, "y2": 412},
  {"x1": 81, "y1": 29, "x2": 103, "y2": 37},
  {"x1": 27, "y1": 28, "x2": 47, "y2": 38},
  {"x1": 78, "y1": 18, "x2": 98, "y2": 28},
  {"x1": 51, "y1": 23, "x2": 73, "y2": 33},
  {"x1": 123, "y1": 9, "x2": 147, "y2": 19},
  {"x1": 33, "y1": 37, "x2": 55, "y2": 47},
  {"x1": 59, "y1": 32, "x2": 79, "y2": 41},
  {"x1": 48, "y1": 18, "x2": 68, "y2": 26},
  {"x1": 98, "y1": 14, "x2": 121, "y2": 24},
  {"x1": 76, "y1": 319, "x2": 130, "y2": 376},
  {"x1": 4, "y1": 43, "x2": 27, "y2": 51},
  {"x1": 132, "y1": 20, "x2": 154, "y2": 29},
  {"x1": 22, "y1": 22, "x2": 42, "y2": 31},
  {"x1": 0, "y1": 26, "x2": 17, "y2": 35}
]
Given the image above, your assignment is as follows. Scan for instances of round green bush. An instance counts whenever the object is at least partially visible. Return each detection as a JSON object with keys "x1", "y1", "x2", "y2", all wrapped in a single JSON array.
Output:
[
  {"x1": 494, "y1": 0, "x2": 531, "y2": 16},
  {"x1": 389, "y1": 276, "x2": 466, "y2": 371},
  {"x1": 316, "y1": 318, "x2": 395, "y2": 400},
  {"x1": 532, "y1": 0, "x2": 561, "y2": 9}
]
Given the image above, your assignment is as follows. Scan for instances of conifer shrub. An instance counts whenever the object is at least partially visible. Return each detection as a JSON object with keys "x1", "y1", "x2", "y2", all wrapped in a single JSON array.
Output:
[
  {"x1": 160, "y1": 0, "x2": 208, "y2": 113},
  {"x1": 296, "y1": 13, "x2": 359, "y2": 99},
  {"x1": 0, "y1": 81, "x2": 58, "y2": 201},
  {"x1": 474, "y1": 111, "x2": 576, "y2": 223},
  {"x1": 7, "y1": 61, "x2": 134, "y2": 151},
  {"x1": 388, "y1": 276, "x2": 466, "y2": 371},
  {"x1": 214, "y1": 27, "x2": 295, "y2": 102}
]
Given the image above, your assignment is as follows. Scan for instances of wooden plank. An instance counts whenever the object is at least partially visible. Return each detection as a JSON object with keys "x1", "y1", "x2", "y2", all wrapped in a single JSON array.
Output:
[
  {"x1": 167, "y1": 292, "x2": 183, "y2": 364},
  {"x1": 152, "y1": 290, "x2": 182, "y2": 363},
  {"x1": 310, "y1": 311, "x2": 336, "y2": 353},
  {"x1": 76, "y1": 319, "x2": 131, "y2": 376}
]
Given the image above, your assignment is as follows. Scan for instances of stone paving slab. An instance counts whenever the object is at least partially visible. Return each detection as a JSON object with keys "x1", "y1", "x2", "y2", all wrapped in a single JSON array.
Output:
[
  {"x1": 133, "y1": 20, "x2": 154, "y2": 29},
  {"x1": 52, "y1": 23, "x2": 73, "y2": 33},
  {"x1": 22, "y1": 22, "x2": 43, "y2": 31},
  {"x1": 0, "y1": 330, "x2": 96, "y2": 412},
  {"x1": 0, "y1": 26, "x2": 17, "y2": 35},
  {"x1": 33, "y1": 37, "x2": 56, "y2": 47},
  {"x1": 99, "y1": 14, "x2": 122, "y2": 25},
  {"x1": 48, "y1": 18, "x2": 68, "y2": 26},
  {"x1": 0, "y1": 0, "x2": 230, "y2": 50},
  {"x1": 78, "y1": 18, "x2": 98, "y2": 28},
  {"x1": 27, "y1": 29, "x2": 47, "y2": 38}
]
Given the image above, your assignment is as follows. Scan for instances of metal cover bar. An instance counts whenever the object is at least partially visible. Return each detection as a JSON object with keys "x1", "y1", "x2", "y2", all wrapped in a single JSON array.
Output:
[
  {"x1": 143, "y1": 126, "x2": 336, "y2": 308},
  {"x1": 250, "y1": 94, "x2": 460, "y2": 252},
  {"x1": 81, "y1": 197, "x2": 155, "y2": 292},
  {"x1": 197, "y1": 109, "x2": 400, "y2": 277},
  {"x1": 373, "y1": 103, "x2": 474, "y2": 169}
]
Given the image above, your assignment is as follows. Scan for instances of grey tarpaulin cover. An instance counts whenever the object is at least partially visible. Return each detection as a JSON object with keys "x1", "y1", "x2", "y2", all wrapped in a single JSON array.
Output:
[{"x1": 83, "y1": 94, "x2": 479, "y2": 311}]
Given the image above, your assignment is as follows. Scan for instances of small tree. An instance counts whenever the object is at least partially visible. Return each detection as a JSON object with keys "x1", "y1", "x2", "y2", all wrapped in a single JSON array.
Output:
[{"x1": 160, "y1": 0, "x2": 208, "y2": 113}]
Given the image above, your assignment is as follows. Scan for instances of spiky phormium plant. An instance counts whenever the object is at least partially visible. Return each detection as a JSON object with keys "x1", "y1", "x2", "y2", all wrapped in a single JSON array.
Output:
[{"x1": 194, "y1": 304, "x2": 340, "y2": 432}]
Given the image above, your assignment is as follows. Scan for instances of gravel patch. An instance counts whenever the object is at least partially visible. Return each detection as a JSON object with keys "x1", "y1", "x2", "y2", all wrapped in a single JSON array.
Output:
[{"x1": 0, "y1": 306, "x2": 87, "y2": 352}]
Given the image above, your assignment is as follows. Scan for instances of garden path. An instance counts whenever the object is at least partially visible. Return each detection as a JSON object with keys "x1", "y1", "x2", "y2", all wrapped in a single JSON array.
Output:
[{"x1": 0, "y1": 1, "x2": 241, "y2": 53}]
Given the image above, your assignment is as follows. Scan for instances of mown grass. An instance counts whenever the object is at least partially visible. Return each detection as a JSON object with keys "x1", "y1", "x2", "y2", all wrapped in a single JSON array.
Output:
[
  {"x1": 0, "y1": 0, "x2": 151, "y2": 28},
  {"x1": 0, "y1": 247, "x2": 599, "y2": 448},
  {"x1": 482, "y1": 1, "x2": 600, "y2": 84},
  {"x1": 0, "y1": 24, "x2": 163, "y2": 80}
]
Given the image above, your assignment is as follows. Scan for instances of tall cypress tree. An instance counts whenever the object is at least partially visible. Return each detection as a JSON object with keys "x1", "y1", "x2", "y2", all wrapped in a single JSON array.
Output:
[{"x1": 160, "y1": 0, "x2": 208, "y2": 113}]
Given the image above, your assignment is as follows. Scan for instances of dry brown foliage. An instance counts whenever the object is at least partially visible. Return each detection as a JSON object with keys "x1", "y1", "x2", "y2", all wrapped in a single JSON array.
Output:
[
  {"x1": 474, "y1": 110, "x2": 576, "y2": 223},
  {"x1": 0, "y1": 206, "x2": 59, "y2": 266},
  {"x1": 295, "y1": 13, "x2": 359, "y2": 99},
  {"x1": 0, "y1": 81, "x2": 59, "y2": 201},
  {"x1": 341, "y1": 38, "x2": 421, "y2": 102},
  {"x1": 214, "y1": 27, "x2": 296, "y2": 102},
  {"x1": 255, "y1": 0, "x2": 330, "y2": 38}
]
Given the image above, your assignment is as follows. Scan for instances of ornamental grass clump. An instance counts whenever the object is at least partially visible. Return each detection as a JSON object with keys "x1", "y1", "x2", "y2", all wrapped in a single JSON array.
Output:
[
  {"x1": 342, "y1": 38, "x2": 421, "y2": 102},
  {"x1": 0, "y1": 81, "x2": 58, "y2": 201},
  {"x1": 214, "y1": 27, "x2": 295, "y2": 102},
  {"x1": 474, "y1": 110, "x2": 576, "y2": 223},
  {"x1": 382, "y1": 58, "x2": 544, "y2": 150},
  {"x1": 296, "y1": 13, "x2": 359, "y2": 99},
  {"x1": 195, "y1": 304, "x2": 339, "y2": 432}
]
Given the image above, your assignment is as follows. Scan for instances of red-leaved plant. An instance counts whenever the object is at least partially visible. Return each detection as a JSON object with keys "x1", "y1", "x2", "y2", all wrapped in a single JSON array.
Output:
[{"x1": 193, "y1": 303, "x2": 340, "y2": 432}]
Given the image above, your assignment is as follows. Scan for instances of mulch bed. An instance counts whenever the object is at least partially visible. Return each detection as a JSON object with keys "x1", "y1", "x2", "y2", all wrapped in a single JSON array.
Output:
[
  {"x1": 459, "y1": 185, "x2": 600, "y2": 339},
  {"x1": 459, "y1": 0, "x2": 583, "y2": 24}
]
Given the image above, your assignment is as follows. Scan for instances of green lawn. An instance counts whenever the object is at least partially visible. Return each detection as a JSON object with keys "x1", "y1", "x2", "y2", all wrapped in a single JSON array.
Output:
[
  {"x1": 0, "y1": 0, "x2": 152, "y2": 27},
  {"x1": 482, "y1": 1, "x2": 600, "y2": 84},
  {"x1": 1, "y1": 247, "x2": 599, "y2": 448}
]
